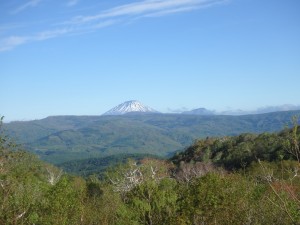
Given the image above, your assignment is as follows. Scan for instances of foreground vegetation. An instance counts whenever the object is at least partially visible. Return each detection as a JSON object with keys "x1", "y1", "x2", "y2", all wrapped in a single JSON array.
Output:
[{"x1": 1, "y1": 117, "x2": 300, "y2": 224}]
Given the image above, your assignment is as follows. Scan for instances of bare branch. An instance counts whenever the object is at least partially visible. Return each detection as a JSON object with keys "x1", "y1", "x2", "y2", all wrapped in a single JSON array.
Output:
[
  {"x1": 15, "y1": 210, "x2": 26, "y2": 220},
  {"x1": 46, "y1": 167, "x2": 63, "y2": 185}
]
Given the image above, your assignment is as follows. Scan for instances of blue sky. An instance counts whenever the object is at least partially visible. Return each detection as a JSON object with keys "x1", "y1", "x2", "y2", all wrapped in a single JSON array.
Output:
[{"x1": 1, "y1": 0, "x2": 300, "y2": 121}]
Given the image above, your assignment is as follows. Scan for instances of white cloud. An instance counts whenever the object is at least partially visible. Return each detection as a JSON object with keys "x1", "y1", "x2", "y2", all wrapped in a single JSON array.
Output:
[
  {"x1": 67, "y1": 0, "x2": 79, "y2": 7},
  {"x1": 0, "y1": 23, "x2": 115, "y2": 52},
  {"x1": 92, "y1": 20, "x2": 119, "y2": 29},
  {"x1": 11, "y1": 0, "x2": 42, "y2": 14},
  {"x1": 167, "y1": 107, "x2": 189, "y2": 113},
  {"x1": 0, "y1": 29, "x2": 71, "y2": 52},
  {"x1": 66, "y1": 0, "x2": 228, "y2": 25},
  {"x1": 0, "y1": 36, "x2": 29, "y2": 51},
  {"x1": 144, "y1": 0, "x2": 227, "y2": 17},
  {"x1": 143, "y1": 5, "x2": 200, "y2": 17},
  {"x1": 34, "y1": 28, "x2": 73, "y2": 41}
]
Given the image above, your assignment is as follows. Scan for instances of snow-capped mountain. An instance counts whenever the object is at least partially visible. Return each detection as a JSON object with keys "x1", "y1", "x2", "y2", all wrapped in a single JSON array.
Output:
[{"x1": 103, "y1": 100, "x2": 159, "y2": 115}]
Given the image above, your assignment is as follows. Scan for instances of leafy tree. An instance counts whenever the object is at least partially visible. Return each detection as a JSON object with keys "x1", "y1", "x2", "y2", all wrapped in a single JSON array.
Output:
[
  {"x1": 82, "y1": 176, "x2": 122, "y2": 225},
  {"x1": 177, "y1": 172, "x2": 271, "y2": 225},
  {"x1": 0, "y1": 116, "x2": 47, "y2": 224},
  {"x1": 118, "y1": 178, "x2": 178, "y2": 225},
  {"x1": 38, "y1": 175, "x2": 84, "y2": 225}
]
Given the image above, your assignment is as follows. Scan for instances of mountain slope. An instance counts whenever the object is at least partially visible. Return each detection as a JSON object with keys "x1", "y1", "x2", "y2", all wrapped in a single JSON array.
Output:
[
  {"x1": 4, "y1": 110, "x2": 300, "y2": 164},
  {"x1": 31, "y1": 117, "x2": 182, "y2": 163}
]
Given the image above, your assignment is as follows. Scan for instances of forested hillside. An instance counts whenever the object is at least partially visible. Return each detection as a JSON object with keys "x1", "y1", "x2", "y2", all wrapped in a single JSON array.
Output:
[
  {"x1": 5, "y1": 110, "x2": 300, "y2": 164},
  {"x1": 1, "y1": 116, "x2": 300, "y2": 224},
  {"x1": 171, "y1": 123, "x2": 300, "y2": 170}
]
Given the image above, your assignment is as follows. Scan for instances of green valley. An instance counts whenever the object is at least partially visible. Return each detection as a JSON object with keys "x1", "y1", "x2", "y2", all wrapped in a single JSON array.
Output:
[{"x1": 4, "y1": 110, "x2": 300, "y2": 164}]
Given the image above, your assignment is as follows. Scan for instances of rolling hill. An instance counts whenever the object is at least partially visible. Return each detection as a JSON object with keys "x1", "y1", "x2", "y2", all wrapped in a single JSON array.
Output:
[{"x1": 4, "y1": 110, "x2": 300, "y2": 164}]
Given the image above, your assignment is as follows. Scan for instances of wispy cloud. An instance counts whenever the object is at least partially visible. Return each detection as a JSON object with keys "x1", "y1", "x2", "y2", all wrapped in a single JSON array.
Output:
[
  {"x1": 143, "y1": 5, "x2": 201, "y2": 17},
  {"x1": 0, "y1": 20, "x2": 117, "y2": 52},
  {"x1": 67, "y1": 0, "x2": 79, "y2": 7},
  {"x1": 0, "y1": 36, "x2": 29, "y2": 52},
  {"x1": 91, "y1": 20, "x2": 119, "y2": 29},
  {"x1": 1, "y1": 0, "x2": 229, "y2": 52},
  {"x1": 11, "y1": 0, "x2": 42, "y2": 14},
  {"x1": 66, "y1": 0, "x2": 227, "y2": 25},
  {"x1": 34, "y1": 28, "x2": 73, "y2": 41},
  {"x1": 167, "y1": 107, "x2": 189, "y2": 113},
  {"x1": 144, "y1": 0, "x2": 227, "y2": 17},
  {"x1": 0, "y1": 28, "x2": 72, "y2": 51}
]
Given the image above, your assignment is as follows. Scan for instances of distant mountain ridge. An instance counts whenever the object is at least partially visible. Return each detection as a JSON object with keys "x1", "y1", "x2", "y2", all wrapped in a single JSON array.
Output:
[
  {"x1": 103, "y1": 100, "x2": 159, "y2": 115},
  {"x1": 219, "y1": 104, "x2": 300, "y2": 115},
  {"x1": 181, "y1": 105, "x2": 300, "y2": 116},
  {"x1": 182, "y1": 108, "x2": 215, "y2": 115},
  {"x1": 4, "y1": 110, "x2": 300, "y2": 164}
]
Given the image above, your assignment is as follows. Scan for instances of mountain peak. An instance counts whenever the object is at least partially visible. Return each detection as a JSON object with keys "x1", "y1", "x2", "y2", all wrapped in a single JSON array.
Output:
[{"x1": 103, "y1": 100, "x2": 159, "y2": 115}]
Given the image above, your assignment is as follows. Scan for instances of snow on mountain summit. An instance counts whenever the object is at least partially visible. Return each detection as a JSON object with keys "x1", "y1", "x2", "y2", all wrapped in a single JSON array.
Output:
[{"x1": 103, "y1": 100, "x2": 159, "y2": 115}]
